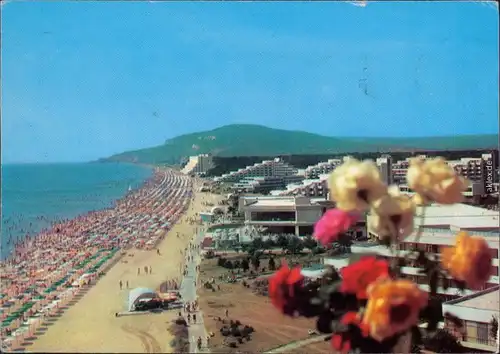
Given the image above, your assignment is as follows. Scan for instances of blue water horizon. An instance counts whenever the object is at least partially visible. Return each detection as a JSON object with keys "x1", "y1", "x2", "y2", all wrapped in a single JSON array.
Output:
[{"x1": 1, "y1": 162, "x2": 153, "y2": 259}]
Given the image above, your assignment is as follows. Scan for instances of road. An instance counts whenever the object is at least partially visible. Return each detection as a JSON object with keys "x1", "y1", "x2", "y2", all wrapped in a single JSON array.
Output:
[{"x1": 179, "y1": 227, "x2": 209, "y2": 353}]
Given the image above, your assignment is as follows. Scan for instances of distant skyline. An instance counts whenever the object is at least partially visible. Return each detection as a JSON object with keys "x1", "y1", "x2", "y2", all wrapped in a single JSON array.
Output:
[{"x1": 1, "y1": 1, "x2": 498, "y2": 163}]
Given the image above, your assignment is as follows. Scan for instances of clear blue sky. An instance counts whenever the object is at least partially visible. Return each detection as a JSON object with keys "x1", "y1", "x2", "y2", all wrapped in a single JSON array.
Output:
[{"x1": 1, "y1": 1, "x2": 498, "y2": 163}]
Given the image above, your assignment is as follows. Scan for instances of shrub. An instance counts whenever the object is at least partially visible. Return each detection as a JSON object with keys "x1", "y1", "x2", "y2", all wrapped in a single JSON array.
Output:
[
  {"x1": 169, "y1": 321, "x2": 189, "y2": 353},
  {"x1": 423, "y1": 329, "x2": 464, "y2": 353},
  {"x1": 217, "y1": 257, "x2": 227, "y2": 267}
]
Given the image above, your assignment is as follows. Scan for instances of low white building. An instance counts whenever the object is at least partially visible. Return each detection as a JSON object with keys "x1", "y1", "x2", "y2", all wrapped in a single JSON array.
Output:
[
  {"x1": 443, "y1": 285, "x2": 500, "y2": 352},
  {"x1": 239, "y1": 195, "x2": 366, "y2": 238}
]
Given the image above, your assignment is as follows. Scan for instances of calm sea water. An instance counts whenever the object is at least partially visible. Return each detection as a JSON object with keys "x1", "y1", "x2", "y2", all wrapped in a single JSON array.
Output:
[{"x1": 1, "y1": 163, "x2": 153, "y2": 259}]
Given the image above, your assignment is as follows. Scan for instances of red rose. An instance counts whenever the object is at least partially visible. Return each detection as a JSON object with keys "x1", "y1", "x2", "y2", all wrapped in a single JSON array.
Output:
[
  {"x1": 340, "y1": 256, "x2": 390, "y2": 299},
  {"x1": 268, "y1": 262, "x2": 304, "y2": 315},
  {"x1": 332, "y1": 312, "x2": 369, "y2": 354}
]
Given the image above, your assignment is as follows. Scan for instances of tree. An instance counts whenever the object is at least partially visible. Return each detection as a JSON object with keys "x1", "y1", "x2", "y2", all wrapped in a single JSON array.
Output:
[
  {"x1": 263, "y1": 238, "x2": 276, "y2": 251},
  {"x1": 491, "y1": 315, "x2": 498, "y2": 341},
  {"x1": 268, "y1": 257, "x2": 276, "y2": 271},
  {"x1": 233, "y1": 260, "x2": 241, "y2": 269},
  {"x1": 251, "y1": 237, "x2": 264, "y2": 250},
  {"x1": 286, "y1": 237, "x2": 304, "y2": 255},
  {"x1": 303, "y1": 236, "x2": 318, "y2": 251},
  {"x1": 277, "y1": 234, "x2": 289, "y2": 251},
  {"x1": 217, "y1": 257, "x2": 227, "y2": 267},
  {"x1": 224, "y1": 260, "x2": 234, "y2": 269},
  {"x1": 241, "y1": 258, "x2": 250, "y2": 272},
  {"x1": 251, "y1": 256, "x2": 261, "y2": 270},
  {"x1": 330, "y1": 233, "x2": 353, "y2": 255},
  {"x1": 423, "y1": 329, "x2": 463, "y2": 353}
]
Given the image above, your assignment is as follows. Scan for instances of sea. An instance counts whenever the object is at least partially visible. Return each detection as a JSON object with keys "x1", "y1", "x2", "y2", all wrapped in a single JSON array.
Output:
[{"x1": 0, "y1": 162, "x2": 153, "y2": 259}]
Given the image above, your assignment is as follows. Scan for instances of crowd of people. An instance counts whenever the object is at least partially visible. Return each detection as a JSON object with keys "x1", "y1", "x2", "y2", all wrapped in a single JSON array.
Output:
[{"x1": 0, "y1": 168, "x2": 194, "y2": 350}]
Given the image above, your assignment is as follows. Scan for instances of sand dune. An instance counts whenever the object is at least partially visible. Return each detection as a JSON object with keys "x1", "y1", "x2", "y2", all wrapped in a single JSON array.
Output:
[{"x1": 29, "y1": 181, "x2": 221, "y2": 353}]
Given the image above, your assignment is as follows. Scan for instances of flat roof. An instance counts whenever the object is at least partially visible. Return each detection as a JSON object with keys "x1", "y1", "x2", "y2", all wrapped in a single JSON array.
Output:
[
  {"x1": 415, "y1": 203, "x2": 499, "y2": 218},
  {"x1": 242, "y1": 196, "x2": 327, "y2": 208},
  {"x1": 395, "y1": 203, "x2": 500, "y2": 230},
  {"x1": 445, "y1": 285, "x2": 500, "y2": 311},
  {"x1": 252, "y1": 198, "x2": 296, "y2": 207}
]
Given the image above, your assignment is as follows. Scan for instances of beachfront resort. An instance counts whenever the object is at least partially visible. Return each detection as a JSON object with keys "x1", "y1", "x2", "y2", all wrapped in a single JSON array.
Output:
[{"x1": 1, "y1": 152, "x2": 499, "y2": 353}]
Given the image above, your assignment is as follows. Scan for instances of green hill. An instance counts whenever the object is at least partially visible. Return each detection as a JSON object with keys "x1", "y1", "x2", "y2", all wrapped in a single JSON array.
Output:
[{"x1": 99, "y1": 124, "x2": 499, "y2": 164}]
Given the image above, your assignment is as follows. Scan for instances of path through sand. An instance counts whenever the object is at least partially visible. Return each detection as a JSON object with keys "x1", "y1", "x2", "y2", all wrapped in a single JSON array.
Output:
[{"x1": 29, "y1": 179, "x2": 222, "y2": 353}]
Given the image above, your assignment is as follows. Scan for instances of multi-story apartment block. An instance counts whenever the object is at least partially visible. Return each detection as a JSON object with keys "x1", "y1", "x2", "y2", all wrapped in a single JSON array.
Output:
[
  {"x1": 304, "y1": 159, "x2": 342, "y2": 179},
  {"x1": 376, "y1": 155, "x2": 393, "y2": 185},
  {"x1": 181, "y1": 154, "x2": 215, "y2": 175},
  {"x1": 231, "y1": 175, "x2": 305, "y2": 194},
  {"x1": 324, "y1": 203, "x2": 499, "y2": 301},
  {"x1": 214, "y1": 158, "x2": 298, "y2": 184},
  {"x1": 390, "y1": 153, "x2": 499, "y2": 195},
  {"x1": 270, "y1": 174, "x2": 329, "y2": 198}
]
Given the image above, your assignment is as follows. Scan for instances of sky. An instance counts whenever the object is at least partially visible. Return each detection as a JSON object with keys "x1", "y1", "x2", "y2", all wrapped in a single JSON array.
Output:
[{"x1": 1, "y1": 1, "x2": 498, "y2": 163}]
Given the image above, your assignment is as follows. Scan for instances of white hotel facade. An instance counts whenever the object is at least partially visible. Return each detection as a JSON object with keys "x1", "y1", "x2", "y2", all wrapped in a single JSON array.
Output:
[{"x1": 214, "y1": 158, "x2": 298, "y2": 184}]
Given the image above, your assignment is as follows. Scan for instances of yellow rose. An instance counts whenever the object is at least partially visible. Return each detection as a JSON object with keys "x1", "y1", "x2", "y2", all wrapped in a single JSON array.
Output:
[
  {"x1": 370, "y1": 186, "x2": 416, "y2": 240},
  {"x1": 328, "y1": 159, "x2": 387, "y2": 212},
  {"x1": 406, "y1": 157, "x2": 469, "y2": 204},
  {"x1": 362, "y1": 279, "x2": 428, "y2": 342},
  {"x1": 441, "y1": 232, "x2": 492, "y2": 290}
]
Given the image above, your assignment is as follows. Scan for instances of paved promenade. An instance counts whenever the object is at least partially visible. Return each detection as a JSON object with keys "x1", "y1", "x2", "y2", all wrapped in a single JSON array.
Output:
[{"x1": 179, "y1": 228, "x2": 210, "y2": 353}]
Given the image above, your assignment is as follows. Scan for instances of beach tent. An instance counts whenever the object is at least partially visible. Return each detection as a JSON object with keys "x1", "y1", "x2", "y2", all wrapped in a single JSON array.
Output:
[
  {"x1": 211, "y1": 207, "x2": 224, "y2": 215},
  {"x1": 128, "y1": 288, "x2": 158, "y2": 312}
]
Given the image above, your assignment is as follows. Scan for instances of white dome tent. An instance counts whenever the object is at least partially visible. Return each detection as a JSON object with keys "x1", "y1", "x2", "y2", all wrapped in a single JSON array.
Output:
[
  {"x1": 128, "y1": 287, "x2": 158, "y2": 312},
  {"x1": 211, "y1": 206, "x2": 224, "y2": 215}
]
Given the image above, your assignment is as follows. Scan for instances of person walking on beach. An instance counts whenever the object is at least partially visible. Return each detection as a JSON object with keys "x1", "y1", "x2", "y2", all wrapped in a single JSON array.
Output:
[
  {"x1": 126, "y1": 280, "x2": 129, "y2": 289},
  {"x1": 144, "y1": 266, "x2": 148, "y2": 274},
  {"x1": 157, "y1": 249, "x2": 160, "y2": 256},
  {"x1": 137, "y1": 267, "x2": 140, "y2": 275},
  {"x1": 149, "y1": 266, "x2": 152, "y2": 274},
  {"x1": 225, "y1": 308, "x2": 229, "y2": 317},
  {"x1": 119, "y1": 280, "x2": 123, "y2": 290}
]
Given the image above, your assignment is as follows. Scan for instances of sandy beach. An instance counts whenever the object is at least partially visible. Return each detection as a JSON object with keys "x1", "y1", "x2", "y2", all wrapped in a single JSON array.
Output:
[{"x1": 28, "y1": 179, "x2": 222, "y2": 353}]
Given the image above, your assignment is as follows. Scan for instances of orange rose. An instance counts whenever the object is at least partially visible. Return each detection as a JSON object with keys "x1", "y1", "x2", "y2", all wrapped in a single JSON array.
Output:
[
  {"x1": 441, "y1": 232, "x2": 492, "y2": 290},
  {"x1": 362, "y1": 279, "x2": 428, "y2": 342}
]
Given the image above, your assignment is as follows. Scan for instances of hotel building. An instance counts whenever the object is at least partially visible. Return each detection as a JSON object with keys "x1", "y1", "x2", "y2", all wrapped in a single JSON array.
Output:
[
  {"x1": 391, "y1": 153, "x2": 499, "y2": 195},
  {"x1": 214, "y1": 158, "x2": 298, "y2": 184},
  {"x1": 270, "y1": 174, "x2": 329, "y2": 198},
  {"x1": 239, "y1": 195, "x2": 366, "y2": 239},
  {"x1": 376, "y1": 155, "x2": 393, "y2": 185},
  {"x1": 230, "y1": 175, "x2": 305, "y2": 194},
  {"x1": 181, "y1": 154, "x2": 214, "y2": 175},
  {"x1": 304, "y1": 159, "x2": 342, "y2": 179}
]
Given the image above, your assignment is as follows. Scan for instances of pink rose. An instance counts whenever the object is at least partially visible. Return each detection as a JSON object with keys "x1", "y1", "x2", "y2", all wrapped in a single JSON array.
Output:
[{"x1": 313, "y1": 209, "x2": 359, "y2": 245}]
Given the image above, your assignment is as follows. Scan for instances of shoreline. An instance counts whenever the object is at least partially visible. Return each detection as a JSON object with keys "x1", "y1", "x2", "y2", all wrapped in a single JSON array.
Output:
[
  {"x1": 1, "y1": 163, "x2": 155, "y2": 261},
  {"x1": 0, "y1": 167, "x2": 201, "y2": 352}
]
